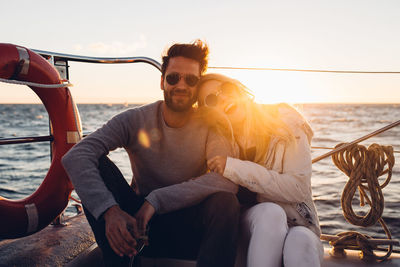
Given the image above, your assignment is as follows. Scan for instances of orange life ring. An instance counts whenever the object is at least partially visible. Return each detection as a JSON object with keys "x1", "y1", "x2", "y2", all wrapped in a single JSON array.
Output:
[{"x1": 0, "y1": 43, "x2": 82, "y2": 238}]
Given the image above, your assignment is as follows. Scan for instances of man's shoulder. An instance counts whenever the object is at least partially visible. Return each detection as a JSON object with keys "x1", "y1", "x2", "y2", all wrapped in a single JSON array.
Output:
[
  {"x1": 189, "y1": 112, "x2": 213, "y2": 133},
  {"x1": 117, "y1": 101, "x2": 162, "y2": 118},
  {"x1": 129, "y1": 100, "x2": 162, "y2": 113}
]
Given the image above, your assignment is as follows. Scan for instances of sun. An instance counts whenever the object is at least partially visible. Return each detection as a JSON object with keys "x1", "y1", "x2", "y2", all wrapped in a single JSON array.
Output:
[
  {"x1": 241, "y1": 71, "x2": 312, "y2": 104},
  {"x1": 211, "y1": 70, "x2": 314, "y2": 104}
]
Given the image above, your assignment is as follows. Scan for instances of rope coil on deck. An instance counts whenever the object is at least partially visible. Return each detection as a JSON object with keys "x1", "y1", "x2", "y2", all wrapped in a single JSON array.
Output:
[{"x1": 329, "y1": 143, "x2": 395, "y2": 261}]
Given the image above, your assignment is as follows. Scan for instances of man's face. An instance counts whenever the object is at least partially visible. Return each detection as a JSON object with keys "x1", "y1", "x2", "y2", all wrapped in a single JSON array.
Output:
[{"x1": 161, "y1": 56, "x2": 201, "y2": 112}]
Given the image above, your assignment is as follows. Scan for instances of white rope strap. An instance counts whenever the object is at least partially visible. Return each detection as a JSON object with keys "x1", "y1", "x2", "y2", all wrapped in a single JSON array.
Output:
[{"x1": 0, "y1": 77, "x2": 73, "y2": 88}]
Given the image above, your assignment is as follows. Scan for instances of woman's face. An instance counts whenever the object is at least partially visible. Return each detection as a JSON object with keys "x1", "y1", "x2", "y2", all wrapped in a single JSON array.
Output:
[{"x1": 198, "y1": 80, "x2": 246, "y2": 126}]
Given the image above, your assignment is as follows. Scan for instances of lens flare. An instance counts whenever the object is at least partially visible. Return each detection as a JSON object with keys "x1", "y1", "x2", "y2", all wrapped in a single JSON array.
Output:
[{"x1": 138, "y1": 129, "x2": 150, "y2": 148}]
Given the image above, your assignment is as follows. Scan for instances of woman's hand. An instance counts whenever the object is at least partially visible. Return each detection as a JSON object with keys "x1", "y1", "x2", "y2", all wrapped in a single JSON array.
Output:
[{"x1": 207, "y1": 156, "x2": 227, "y2": 175}]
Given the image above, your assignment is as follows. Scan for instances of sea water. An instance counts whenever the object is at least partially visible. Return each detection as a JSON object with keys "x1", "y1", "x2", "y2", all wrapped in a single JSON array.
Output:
[{"x1": 0, "y1": 103, "x2": 399, "y2": 243}]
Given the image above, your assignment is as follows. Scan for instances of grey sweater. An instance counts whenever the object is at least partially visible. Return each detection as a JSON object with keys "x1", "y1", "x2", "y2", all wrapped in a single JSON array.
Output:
[{"x1": 62, "y1": 101, "x2": 237, "y2": 219}]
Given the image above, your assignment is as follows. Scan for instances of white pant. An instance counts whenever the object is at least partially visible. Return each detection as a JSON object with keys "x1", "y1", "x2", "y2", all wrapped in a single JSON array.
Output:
[{"x1": 235, "y1": 202, "x2": 324, "y2": 267}]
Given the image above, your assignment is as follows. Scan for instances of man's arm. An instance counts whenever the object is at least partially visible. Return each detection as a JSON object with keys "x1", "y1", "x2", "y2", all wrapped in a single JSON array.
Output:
[
  {"x1": 62, "y1": 111, "x2": 135, "y2": 219},
  {"x1": 62, "y1": 110, "x2": 144, "y2": 257},
  {"x1": 144, "y1": 171, "x2": 238, "y2": 214},
  {"x1": 144, "y1": 127, "x2": 237, "y2": 214}
]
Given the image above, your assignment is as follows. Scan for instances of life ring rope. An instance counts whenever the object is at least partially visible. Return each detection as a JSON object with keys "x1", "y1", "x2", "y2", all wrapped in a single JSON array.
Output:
[
  {"x1": 67, "y1": 87, "x2": 83, "y2": 143},
  {"x1": 0, "y1": 77, "x2": 73, "y2": 88}
]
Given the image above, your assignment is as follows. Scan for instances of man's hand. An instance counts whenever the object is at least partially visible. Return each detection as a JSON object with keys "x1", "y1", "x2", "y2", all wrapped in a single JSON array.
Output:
[
  {"x1": 103, "y1": 205, "x2": 139, "y2": 257},
  {"x1": 135, "y1": 201, "x2": 155, "y2": 237},
  {"x1": 207, "y1": 156, "x2": 227, "y2": 175}
]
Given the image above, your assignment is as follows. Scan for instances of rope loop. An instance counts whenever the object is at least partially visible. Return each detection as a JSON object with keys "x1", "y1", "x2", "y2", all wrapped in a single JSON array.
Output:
[
  {"x1": 332, "y1": 143, "x2": 394, "y2": 226},
  {"x1": 330, "y1": 143, "x2": 395, "y2": 261}
]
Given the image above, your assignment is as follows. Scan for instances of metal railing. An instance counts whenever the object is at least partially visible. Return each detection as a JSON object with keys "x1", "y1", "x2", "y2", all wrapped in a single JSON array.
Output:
[
  {"x1": 32, "y1": 49, "x2": 162, "y2": 68},
  {"x1": 0, "y1": 50, "x2": 162, "y2": 146}
]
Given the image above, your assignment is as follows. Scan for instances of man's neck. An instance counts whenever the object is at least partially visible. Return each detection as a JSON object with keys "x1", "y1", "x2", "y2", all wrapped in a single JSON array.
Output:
[{"x1": 161, "y1": 102, "x2": 193, "y2": 128}]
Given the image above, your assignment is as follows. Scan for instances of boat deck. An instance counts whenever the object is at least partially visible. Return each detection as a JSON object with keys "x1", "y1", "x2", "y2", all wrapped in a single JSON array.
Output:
[
  {"x1": 66, "y1": 244, "x2": 400, "y2": 267},
  {"x1": 0, "y1": 214, "x2": 94, "y2": 267},
  {"x1": 1, "y1": 214, "x2": 399, "y2": 267}
]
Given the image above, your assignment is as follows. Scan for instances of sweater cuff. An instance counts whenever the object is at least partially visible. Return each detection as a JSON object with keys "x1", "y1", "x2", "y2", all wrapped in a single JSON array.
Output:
[
  {"x1": 145, "y1": 193, "x2": 161, "y2": 214},
  {"x1": 91, "y1": 199, "x2": 118, "y2": 220},
  {"x1": 223, "y1": 156, "x2": 240, "y2": 184}
]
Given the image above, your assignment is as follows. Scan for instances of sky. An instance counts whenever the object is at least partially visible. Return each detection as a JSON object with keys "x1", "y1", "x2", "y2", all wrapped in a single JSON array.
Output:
[{"x1": 1, "y1": 0, "x2": 400, "y2": 104}]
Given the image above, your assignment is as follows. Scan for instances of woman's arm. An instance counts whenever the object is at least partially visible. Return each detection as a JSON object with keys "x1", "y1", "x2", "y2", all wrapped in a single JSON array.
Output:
[{"x1": 222, "y1": 128, "x2": 312, "y2": 204}]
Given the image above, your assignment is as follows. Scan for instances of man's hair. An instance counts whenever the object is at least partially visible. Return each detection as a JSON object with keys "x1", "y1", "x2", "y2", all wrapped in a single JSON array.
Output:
[{"x1": 161, "y1": 39, "x2": 209, "y2": 76}]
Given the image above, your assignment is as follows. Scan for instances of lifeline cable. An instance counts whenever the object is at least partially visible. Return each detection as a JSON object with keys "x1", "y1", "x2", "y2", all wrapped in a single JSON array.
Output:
[
  {"x1": 209, "y1": 66, "x2": 400, "y2": 74},
  {"x1": 312, "y1": 120, "x2": 400, "y2": 163}
]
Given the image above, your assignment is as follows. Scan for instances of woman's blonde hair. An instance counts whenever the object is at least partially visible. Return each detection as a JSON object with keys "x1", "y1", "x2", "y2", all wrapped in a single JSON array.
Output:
[{"x1": 197, "y1": 73, "x2": 296, "y2": 164}]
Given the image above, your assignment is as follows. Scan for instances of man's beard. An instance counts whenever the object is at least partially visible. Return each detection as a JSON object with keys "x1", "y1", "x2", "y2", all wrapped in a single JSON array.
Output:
[{"x1": 164, "y1": 89, "x2": 197, "y2": 112}]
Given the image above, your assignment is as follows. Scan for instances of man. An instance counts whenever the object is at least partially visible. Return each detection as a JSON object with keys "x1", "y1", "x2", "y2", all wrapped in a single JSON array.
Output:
[{"x1": 62, "y1": 40, "x2": 240, "y2": 267}]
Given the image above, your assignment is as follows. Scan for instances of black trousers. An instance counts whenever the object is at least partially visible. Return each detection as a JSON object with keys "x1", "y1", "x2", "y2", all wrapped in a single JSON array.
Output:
[{"x1": 83, "y1": 156, "x2": 240, "y2": 267}]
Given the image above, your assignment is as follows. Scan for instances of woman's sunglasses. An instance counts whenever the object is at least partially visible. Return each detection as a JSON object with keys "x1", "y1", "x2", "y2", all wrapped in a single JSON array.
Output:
[
  {"x1": 204, "y1": 82, "x2": 238, "y2": 107},
  {"x1": 165, "y1": 72, "x2": 200, "y2": 87}
]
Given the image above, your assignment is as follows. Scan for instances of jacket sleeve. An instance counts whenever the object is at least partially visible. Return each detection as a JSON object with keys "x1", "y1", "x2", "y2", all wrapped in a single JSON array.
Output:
[
  {"x1": 145, "y1": 127, "x2": 238, "y2": 214},
  {"x1": 62, "y1": 111, "x2": 135, "y2": 219},
  {"x1": 223, "y1": 125, "x2": 312, "y2": 204}
]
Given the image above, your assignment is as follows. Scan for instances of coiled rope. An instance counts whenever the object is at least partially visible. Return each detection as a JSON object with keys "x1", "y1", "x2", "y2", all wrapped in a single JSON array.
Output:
[{"x1": 329, "y1": 143, "x2": 395, "y2": 261}]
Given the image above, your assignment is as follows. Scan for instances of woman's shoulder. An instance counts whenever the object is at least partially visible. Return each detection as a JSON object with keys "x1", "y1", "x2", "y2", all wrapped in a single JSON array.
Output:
[
  {"x1": 265, "y1": 103, "x2": 314, "y2": 142},
  {"x1": 259, "y1": 103, "x2": 304, "y2": 124},
  {"x1": 278, "y1": 103, "x2": 304, "y2": 123}
]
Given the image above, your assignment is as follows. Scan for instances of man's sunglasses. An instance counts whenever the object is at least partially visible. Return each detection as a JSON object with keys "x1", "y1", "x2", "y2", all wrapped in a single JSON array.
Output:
[
  {"x1": 165, "y1": 72, "x2": 200, "y2": 87},
  {"x1": 204, "y1": 82, "x2": 238, "y2": 107}
]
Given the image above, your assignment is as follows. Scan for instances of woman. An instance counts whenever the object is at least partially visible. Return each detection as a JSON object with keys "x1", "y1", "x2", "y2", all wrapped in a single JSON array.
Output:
[{"x1": 197, "y1": 73, "x2": 324, "y2": 267}]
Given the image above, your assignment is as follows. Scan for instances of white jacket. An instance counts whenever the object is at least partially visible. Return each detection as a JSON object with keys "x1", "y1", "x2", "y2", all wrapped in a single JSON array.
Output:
[{"x1": 223, "y1": 104, "x2": 321, "y2": 236}]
